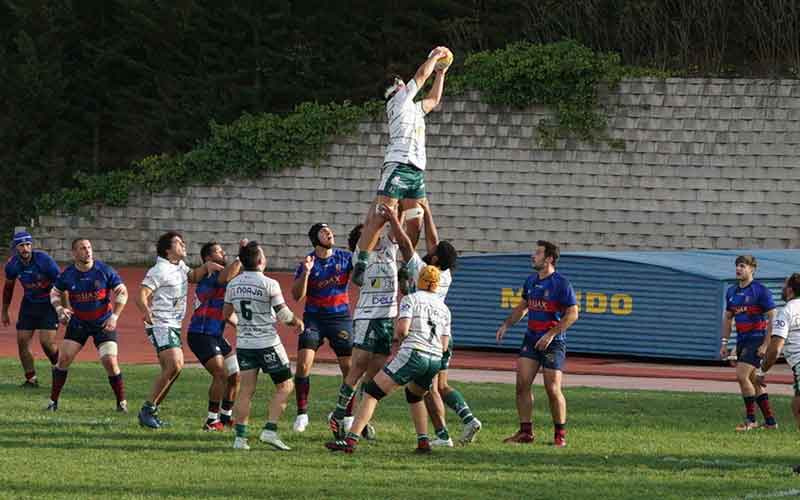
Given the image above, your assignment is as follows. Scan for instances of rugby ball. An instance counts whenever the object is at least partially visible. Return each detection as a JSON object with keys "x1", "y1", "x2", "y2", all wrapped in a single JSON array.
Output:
[{"x1": 429, "y1": 47, "x2": 454, "y2": 71}]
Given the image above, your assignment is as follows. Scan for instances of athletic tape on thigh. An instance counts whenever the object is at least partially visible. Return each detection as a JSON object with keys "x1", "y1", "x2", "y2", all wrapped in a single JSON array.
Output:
[
  {"x1": 224, "y1": 354, "x2": 239, "y2": 375},
  {"x1": 98, "y1": 341, "x2": 118, "y2": 358}
]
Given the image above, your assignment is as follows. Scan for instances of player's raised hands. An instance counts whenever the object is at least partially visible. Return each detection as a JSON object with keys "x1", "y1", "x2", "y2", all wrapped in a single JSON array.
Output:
[
  {"x1": 302, "y1": 255, "x2": 314, "y2": 274},
  {"x1": 378, "y1": 203, "x2": 399, "y2": 223},
  {"x1": 206, "y1": 261, "x2": 224, "y2": 274}
]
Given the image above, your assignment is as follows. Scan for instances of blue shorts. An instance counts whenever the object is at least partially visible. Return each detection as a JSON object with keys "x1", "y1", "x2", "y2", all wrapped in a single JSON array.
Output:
[
  {"x1": 64, "y1": 322, "x2": 118, "y2": 348},
  {"x1": 736, "y1": 337, "x2": 764, "y2": 368},
  {"x1": 187, "y1": 332, "x2": 232, "y2": 365},
  {"x1": 16, "y1": 301, "x2": 58, "y2": 331},
  {"x1": 299, "y1": 313, "x2": 353, "y2": 357},
  {"x1": 519, "y1": 335, "x2": 566, "y2": 370}
]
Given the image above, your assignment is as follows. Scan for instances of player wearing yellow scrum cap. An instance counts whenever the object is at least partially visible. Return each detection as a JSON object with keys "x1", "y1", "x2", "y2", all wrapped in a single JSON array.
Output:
[
  {"x1": 326, "y1": 260, "x2": 452, "y2": 455},
  {"x1": 417, "y1": 265, "x2": 440, "y2": 292}
]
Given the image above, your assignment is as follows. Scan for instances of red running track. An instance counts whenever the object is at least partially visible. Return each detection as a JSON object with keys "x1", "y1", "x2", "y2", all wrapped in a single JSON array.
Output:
[{"x1": 1, "y1": 267, "x2": 789, "y2": 385}]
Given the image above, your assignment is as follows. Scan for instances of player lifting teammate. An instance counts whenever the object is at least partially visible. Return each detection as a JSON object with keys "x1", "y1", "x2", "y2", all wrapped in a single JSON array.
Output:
[
  {"x1": 3, "y1": 231, "x2": 61, "y2": 387},
  {"x1": 496, "y1": 241, "x2": 578, "y2": 447},
  {"x1": 328, "y1": 204, "x2": 414, "y2": 440},
  {"x1": 47, "y1": 238, "x2": 129, "y2": 412},
  {"x1": 224, "y1": 241, "x2": 303, "y2": 451},
  {"x1": 327, "y1": 265, "x2": 451, "y2": 454}
]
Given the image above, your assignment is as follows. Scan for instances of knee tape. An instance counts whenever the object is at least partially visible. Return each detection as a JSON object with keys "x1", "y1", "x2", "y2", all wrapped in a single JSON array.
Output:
[
  {"x1": 363, "y1": 380, "x2": 386, "y2": 401},
  {"x1": 224, "y1": 355, "x2": 239, "y2": 376},
  {"x1": 98, "y1": 341, "x2": 118, "y2": 358},
  {"x1": 405, "y1": 387, "x2": 423, "y2": 404}
]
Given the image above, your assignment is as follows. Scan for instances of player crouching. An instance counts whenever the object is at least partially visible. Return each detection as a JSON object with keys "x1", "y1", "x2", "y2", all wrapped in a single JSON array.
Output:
[
  {"x1": 223, "y1": 241, "x2": 303, "y2": 451},
  {"x1": 326, "y1": 265, "x2": 451, "y2": 454}
]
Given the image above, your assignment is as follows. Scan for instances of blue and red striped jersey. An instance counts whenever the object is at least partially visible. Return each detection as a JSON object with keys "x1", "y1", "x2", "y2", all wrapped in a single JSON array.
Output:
[
  {"x1": 295, "y1": 249, "x2": 353, "y2": 315},
  {"x1": 188, "y1": 271, "x2": 226, "y2": 336},
  {"x1": 521, "y1": 271, "x2": 577, "y2": 341},
  {"x1": 4, "y1": 250, "x2": 60, "y2": 304},
  {"x1": 726, "y1": 281, "x2": 776, "y2": 339},
  {"x1": 54, "y1": 260, "x2": 123, "y2": 328}
]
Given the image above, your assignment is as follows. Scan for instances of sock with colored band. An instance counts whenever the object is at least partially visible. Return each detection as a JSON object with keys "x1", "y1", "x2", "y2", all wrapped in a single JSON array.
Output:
[
  {"x1": 263, "y1": 422, "x2": 278, "y2": 432},
  {"x1": 443, "y1": 390, "x2": 475, "y2": 425},
  {"x1": 295, "y1": 376, "x2": 310, "y2": 415},
  {"x1": 435, "y1": 427, "x2": 450, "y2": 440},
  {"x1": 345, "y1": 431, "x2": 360, "y2": 447},
  {"x1": 108, "y1": 373, "x2": 125, "y2": 403},
  {"x1": 756, "y1": 394, "x2": 776, "y2": 425},
  {"x1": 235, "y1": 424, "x2": 247, "y2": 438},
  {"x1": 25, "y1": 370, "x2": 36, "y2": 382},
  {"x1": 520, "y1": 422, "x2": 533, "y2": 435},
  {"x1": 554, "y1": 422, "x2": 567, "y2": 435},
  {"x1": 207, "y1": 400, "x2": 220, "y2": 422},
  {"x1": 743, "y1": 395, "x2": 757, "y2": 423},
  {"x1": 50, "y1": 367, "x2": 68, "y2": 402},
  {"x1": 220, "y1": 399, "x2": 234, "y2": 424},
  {"x1": 334, "y1": 383, "x2": 355, "y2": 420}
]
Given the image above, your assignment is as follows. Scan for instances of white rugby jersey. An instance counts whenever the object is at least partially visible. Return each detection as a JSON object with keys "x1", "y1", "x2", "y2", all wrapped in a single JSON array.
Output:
[
  {"x1": 383, "y1": 79, "x2": 427, "y2": 170},
  {"x1": 397, "y1": 290, "x2": 451, "y2": 356},
  {"x1": 141, "y1": 257, "x2": 189, "y2": 328},
  {"x1": 354, "y1": 234, "x2": 399, "y2": 320},
  {"x1": 405, "y1": 252, "x2": 451, "y2": 300},
  {"x1": 772, "y1": 299, "x2": 800, "y2": 368},
  {"x1": 225, "y1": 271, "x2": 284, "y2": 349}
]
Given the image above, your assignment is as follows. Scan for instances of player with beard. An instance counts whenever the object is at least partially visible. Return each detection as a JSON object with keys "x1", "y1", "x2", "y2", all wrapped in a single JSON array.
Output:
[
  {"x1": 47, "y1": 238, "x2": 129, "y2": 412},
  {"x1": 721, "y1": 255, "x2": 778, "y2": 431},
  {"x1": 496, "y1": 241, "x2": 579, "y2": 447},
  {"x1": 3, "y1": 231, "x2": 61, "y2": 387}
]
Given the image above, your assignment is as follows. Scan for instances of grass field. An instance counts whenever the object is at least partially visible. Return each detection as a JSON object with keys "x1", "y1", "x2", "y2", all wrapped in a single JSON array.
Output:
[{"x1": 0, "y1": 358, "x2": 798, "y2": 500}]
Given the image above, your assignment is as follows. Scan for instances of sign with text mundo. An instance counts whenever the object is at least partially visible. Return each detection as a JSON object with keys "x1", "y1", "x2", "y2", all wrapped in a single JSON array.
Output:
[{"x1": 447, "y1": 252, "x2": 724, "y2": 359}]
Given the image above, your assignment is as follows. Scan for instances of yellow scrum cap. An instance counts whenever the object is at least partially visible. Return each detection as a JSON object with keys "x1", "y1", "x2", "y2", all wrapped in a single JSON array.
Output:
[{"x1": 417, "y1": 265, "x2": 441, "y2": 292}]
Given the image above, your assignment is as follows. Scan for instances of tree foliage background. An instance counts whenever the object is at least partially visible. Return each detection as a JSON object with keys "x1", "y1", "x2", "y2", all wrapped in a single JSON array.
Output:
[{"x1": 2, "y1": 0, "x2": 799, "y2": 236}]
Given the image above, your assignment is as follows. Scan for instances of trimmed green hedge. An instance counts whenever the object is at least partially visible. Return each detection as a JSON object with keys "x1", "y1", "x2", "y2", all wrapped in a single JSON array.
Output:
[{"x1": 37, "y1": 41, "x2": 666, "y2": 215}]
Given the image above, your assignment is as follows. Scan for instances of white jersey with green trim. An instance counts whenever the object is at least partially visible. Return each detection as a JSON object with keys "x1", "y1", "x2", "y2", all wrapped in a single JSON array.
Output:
[
  {"x1": 141, "y1": 257, "x2": 189, "y2": 329},
  {"x1": 384, "y1": 79, "x2": 427, "y2": 170},
  {"x1": 225, "y1": 271, "x2": 284, "y2": 350},
  {"x1": 772, "y1": 299, "x2": 800, "y2": 368},
  {"x1": 405, "y1": 252, "x2": 451, "y2": 300},
  {"x1": 353, "y1": 233, "x2": 399, "y2": 320},
  {"x1": 397, "y1": 290, "x2": 451, "y2": 357}
]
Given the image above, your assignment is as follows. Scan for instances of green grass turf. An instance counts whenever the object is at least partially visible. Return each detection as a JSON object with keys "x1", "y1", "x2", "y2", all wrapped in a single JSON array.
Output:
[{"x1": 0, "y1": 357, "x2": 798, "y2": 500}]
